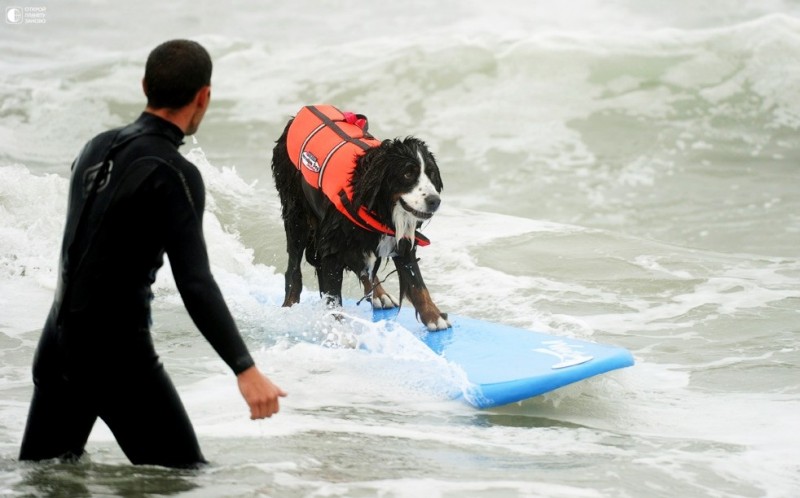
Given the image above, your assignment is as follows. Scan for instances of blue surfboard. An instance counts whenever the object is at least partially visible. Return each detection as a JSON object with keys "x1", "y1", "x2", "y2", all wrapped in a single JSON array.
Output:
[{"x1": 371, "y1": 306, "x2": 634, "y2": 409}]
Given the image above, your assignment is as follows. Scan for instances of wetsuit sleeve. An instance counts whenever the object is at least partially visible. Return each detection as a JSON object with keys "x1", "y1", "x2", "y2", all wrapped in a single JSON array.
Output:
[{"x1": 153, "y1": 162, "x2": 255, "y2": 375}]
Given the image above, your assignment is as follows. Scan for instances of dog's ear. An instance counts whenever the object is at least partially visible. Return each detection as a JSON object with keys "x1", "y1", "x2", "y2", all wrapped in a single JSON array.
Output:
[
  {"x1": 429, "y1": 163, "x2": 443, "y2": 192},
  {"x1": 410, "y1": 137, "x2": 444, "y2": 192},
  {"x1": 352, "y1": 140, "x2": 390, "y2": 211}
]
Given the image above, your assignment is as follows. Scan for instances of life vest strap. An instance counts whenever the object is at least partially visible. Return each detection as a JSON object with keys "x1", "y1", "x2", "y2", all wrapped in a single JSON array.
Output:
[{"x1": 337, "y1": 190, "x2": 430, "y2": 247}]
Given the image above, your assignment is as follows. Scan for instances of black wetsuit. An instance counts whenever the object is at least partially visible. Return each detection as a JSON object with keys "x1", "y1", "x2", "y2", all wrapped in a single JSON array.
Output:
[{"x1": 19, "y1": 112, "x2": 254, "y2": 468}]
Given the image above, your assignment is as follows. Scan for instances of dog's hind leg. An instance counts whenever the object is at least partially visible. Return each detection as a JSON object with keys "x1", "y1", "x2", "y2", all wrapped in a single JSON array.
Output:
[{"x1": 281, "y1": 215, "x2": 309, "y2": 307}]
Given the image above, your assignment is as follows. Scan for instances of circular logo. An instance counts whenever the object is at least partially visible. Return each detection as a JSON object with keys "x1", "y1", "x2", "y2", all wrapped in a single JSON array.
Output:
[
  {"x1": 6, "y1": 7, "x2": 23, "y2": 24},
  {"x1": 301, "y1": 151, "x2": 320, "y2": 173}
]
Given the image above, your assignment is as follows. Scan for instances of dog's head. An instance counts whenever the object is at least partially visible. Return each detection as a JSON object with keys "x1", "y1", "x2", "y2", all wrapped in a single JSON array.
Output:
[{"x1": 351, "y1": 137, "x2": 443, "y2": 238}]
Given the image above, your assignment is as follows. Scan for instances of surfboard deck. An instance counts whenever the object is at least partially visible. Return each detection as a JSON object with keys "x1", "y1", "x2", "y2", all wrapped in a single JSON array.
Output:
[{"x1": 370, "y1": 305, "x2": 634, "y2": 409}]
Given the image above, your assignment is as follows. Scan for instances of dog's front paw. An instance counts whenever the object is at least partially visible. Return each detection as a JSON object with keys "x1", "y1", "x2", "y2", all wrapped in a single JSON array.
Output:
[
  {"x1": 371, "y1": 292, "x2": 399, "y2": 310},
  {"x1": 425, "y1": 312, "x2": 451, "y2": 331}
]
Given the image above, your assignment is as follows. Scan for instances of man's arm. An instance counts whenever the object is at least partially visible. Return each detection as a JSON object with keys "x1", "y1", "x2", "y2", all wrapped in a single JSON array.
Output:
[{"x1": 154, "y1": 163, "x2": 287, "y2": 417}]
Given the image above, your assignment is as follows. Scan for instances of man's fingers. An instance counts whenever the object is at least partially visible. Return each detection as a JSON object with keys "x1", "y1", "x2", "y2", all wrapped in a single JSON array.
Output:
[
  {"x1": 251, "y1": 404, "x2": 277, "y2": 420},
  {"x1": 250, "y1": 393, "x2": 283, "y2": 420}
]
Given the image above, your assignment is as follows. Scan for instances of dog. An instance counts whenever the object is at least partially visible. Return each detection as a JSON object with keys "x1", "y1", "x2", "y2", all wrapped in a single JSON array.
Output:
[{"x1": 271, "y1": 105, "x2": 450, "y2": 331}]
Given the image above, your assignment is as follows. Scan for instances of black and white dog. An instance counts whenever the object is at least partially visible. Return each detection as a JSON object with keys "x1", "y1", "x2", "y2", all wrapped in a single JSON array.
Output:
[{"x1": 271, "y1": 105, "x2": 450, "y2": 331}]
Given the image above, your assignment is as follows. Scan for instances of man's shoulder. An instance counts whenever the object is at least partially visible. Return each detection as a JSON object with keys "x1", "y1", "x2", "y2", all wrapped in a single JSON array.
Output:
[
  {"x1": 70, "y1": 125, "x2": 126, "y2": 174},
  {"x1": 158, "y1": 151, "x2": 201, "y2": 180},
  {"x1": 147, "y1": 152, "x2": 205, "y2": 196}
]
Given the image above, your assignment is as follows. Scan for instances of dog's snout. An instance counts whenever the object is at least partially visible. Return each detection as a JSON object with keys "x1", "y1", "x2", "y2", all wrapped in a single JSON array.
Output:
[{"x1": 426, "y1": 194, "x2": 441, "y2": 212}]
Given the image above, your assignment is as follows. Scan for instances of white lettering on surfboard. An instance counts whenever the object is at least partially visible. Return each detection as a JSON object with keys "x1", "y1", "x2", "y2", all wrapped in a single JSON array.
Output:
[{"x1": 535, "y1": 340, "x2": 594, "y2": 369}]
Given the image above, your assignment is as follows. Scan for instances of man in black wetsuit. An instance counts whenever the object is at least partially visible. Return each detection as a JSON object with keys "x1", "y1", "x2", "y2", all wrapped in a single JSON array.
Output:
[{"x1": 19, "y1": 39, "x2": 286, "y2": 468}]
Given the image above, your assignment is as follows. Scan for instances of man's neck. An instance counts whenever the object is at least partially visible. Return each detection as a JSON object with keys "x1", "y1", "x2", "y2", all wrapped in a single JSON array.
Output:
[{"x1": 144, "y1": 106, "x2": 191, "y2": 134}]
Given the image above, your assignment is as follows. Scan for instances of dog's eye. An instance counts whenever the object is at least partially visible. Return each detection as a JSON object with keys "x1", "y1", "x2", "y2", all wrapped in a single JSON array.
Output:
[{"x1": 403, "y1": 171, "x2": 415, "y2": 180}]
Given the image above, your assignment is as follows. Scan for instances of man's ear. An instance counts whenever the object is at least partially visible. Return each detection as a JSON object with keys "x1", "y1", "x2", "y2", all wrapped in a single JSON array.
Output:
[{"x1": 196, "y1": 85, "x2": 211, "y2": 109}]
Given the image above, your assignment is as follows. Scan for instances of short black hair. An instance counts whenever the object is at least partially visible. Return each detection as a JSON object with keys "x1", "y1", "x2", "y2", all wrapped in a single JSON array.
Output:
[{"x1": 143, "y1": 39, "x2": 212, "y2": 109}]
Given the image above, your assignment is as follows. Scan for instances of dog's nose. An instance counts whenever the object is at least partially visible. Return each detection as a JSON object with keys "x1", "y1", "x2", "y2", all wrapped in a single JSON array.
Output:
[{"x1": 426, "y1": 194, "x2": 441, "y2": 212}]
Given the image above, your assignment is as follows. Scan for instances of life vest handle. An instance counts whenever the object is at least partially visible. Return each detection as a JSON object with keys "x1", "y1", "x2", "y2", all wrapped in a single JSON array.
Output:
[{"x1": 306, "y1": 105, "x2": 376, "y2": 152}]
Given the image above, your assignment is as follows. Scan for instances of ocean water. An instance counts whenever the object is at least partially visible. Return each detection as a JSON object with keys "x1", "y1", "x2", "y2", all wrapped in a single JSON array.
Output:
[{"x1": 2, "y1": 1, "x2": 799, "y2": 496}]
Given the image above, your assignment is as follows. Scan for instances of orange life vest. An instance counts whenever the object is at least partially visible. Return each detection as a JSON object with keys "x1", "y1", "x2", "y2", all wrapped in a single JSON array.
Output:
[{"x1": 286, "y1": 105, "x2": 430, "y2": 246}]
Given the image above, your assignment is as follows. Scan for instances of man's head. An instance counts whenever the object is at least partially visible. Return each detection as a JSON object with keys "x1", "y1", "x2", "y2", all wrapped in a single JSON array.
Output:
[{"x1": 143, "y1": 40, "x2": 212, "y2": 135}]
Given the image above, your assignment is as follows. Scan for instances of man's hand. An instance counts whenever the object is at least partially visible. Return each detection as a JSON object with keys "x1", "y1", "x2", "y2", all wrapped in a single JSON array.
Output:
[{"x1": 236, "y1": 366, "x2": 287, "y2": 420}]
